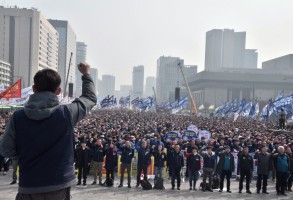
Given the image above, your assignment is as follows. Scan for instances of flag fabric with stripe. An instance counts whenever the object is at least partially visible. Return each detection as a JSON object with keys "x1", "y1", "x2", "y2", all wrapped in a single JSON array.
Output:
[{"x1": 0, "y1": 79, "x2": 21, "y2": 99}]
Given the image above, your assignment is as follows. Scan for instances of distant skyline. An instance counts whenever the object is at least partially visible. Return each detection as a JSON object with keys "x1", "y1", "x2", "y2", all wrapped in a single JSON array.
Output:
[{"x1": 2, "y1": 0, "x2": 293, "y2": 89}]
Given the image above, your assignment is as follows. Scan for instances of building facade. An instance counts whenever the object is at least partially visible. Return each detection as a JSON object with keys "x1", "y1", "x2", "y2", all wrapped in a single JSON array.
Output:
[
  {"x1": 49, "y1": 20, "x2": 76, "y2": 96},
  {"x1": 205, "y1": 29, "x2": 248, "y2": 71},
  {"x1": 132, "y1": 65, "x2": 144, "y2": 98},
  {"x1": 0, "y1": 6, "x2": 59, "y2": 87},
  {"x1": 120, "y1": 85, "x2": 132, "y2": 97},
  {"x1": 90, "y1": 68, "x2": 98, "y2": 95},
  {"x1": 156, "y1": 56, "x2": 197, "y2": 103},
  {"x1": 187, "y1": 69, "x2": 293, "y2": 107},
  {"x1": 75, "y1": 41, "x2": 87, "y2": 96},
  {"x1": 98, "y1": 75, "x2": 115, "y2": 98},
  {"x1": 145, "y1": 76, "x2": 156, "y2": 97},
  {"x1": 244, "y1": 49, "x2": 258, "y2": 68},
  {"x1": 0, "y1": 59, "x2": 11, "y2": 88},
  {"x1": 262, "y1": 54, "x2": 293, "y2": 72}
]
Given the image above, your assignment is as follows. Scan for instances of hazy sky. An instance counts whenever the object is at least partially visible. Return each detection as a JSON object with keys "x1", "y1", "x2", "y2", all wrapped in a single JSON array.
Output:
[{"x1": 3, "y1": 0, "x2": 293, "y2": 89}]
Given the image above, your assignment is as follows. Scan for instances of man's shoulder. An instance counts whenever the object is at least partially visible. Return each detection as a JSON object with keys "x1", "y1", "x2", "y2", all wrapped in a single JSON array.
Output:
[{"x1": 12, "y1": 109, "x2": 25, "y2": 118}]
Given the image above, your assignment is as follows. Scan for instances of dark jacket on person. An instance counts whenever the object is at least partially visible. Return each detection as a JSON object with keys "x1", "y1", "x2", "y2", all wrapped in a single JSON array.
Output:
[
  {"x1": 104, "y1": 147, "x2": 117, "y2": 171},
  {"x1": 75, "y1": 147, "x2": 91, "y2": 167},
  {"x1": 289, "y1": 153, "x2": 293, "y2": 174},
  {"x1": 254, "y1": 152, "x2": 271, "y2": 175},
  {"x1": 273, "y1": 153, "x2": 290, "y2": 173},
  {"x1": 116, "y1": 143, "x2": 134, "y2": 164},
  {"x1": 136, "y1": 147, "x2": 152, "y2": 167},
  {"x1": 187, "y1": 153, "x2": 201, "y2": 171},
  {"x1": 216, "y1": 152, "x2": 235, "y2": 173},
  {"x1": 92, "y1": 144, "x2": 105, "y2": 162},
  {"x1": 153, "y1": 150, "x2": 167, "y2": 168},
  {"x1": 170, "y1": 151, "x2": 184, "y2": 169},
  {"x1": 167, "y1": 147, "x2": 175, "y2": 168},
  {"x1": 238, "y1": 152, "x2": 253, "y2": 171},
  {"x1": 0, "y1": 74, "x2": 97, "y2": 194},
  {"x1": 199, "y1": 150, "x2": 217, "y2": 170}
]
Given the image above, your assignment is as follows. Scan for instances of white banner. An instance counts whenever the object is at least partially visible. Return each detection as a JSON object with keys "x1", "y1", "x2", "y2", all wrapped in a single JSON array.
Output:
[
  {"x1": 2, "y1": 86, "x2": 33, "y2": 106},
  {"x1": 187, "y1": 124, "x2": 199, "y2": 133},
  {"x1": 198, "y1": 130, "x2": 211, "y2": 142}
]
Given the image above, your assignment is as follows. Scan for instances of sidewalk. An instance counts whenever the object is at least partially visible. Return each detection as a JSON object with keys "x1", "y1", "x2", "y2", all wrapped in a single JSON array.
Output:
[{"x1": 0, "y1": 170, "x2": 291, "y2": 200}]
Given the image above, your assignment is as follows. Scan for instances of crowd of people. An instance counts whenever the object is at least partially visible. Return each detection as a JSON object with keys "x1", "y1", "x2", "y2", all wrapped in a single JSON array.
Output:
[
  {"x1": 1, "y1": 62, "x2": 293, "y2": 198},
  {"x1": 1, "y1": 106, "x2": 293, "y2": 196},
  {"x1": 66, "y1": 110, "x2": 293, "y2": 195}
]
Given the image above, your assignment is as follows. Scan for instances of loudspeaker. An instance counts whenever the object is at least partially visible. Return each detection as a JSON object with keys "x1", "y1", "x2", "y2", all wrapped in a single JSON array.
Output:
[
  {"x1": 175, "y1": 87, "x2": 180, "y2": 101},
  {"x1": 68, "y1": 83, "x2": 74, "y2": 97}
]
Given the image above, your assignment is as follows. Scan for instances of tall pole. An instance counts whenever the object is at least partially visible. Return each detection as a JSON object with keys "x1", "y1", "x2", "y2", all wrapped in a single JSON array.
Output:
[
  {"x1": 63, "y1": 52, "x2": 73, "y2": 97},
  {"x1": 178, "y1": 63, "x2": 197, "y2": 115}
]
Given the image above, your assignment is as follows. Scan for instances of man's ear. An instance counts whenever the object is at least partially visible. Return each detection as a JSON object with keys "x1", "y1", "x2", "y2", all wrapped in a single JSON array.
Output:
[
  {"x1": 32, "y1": 85, "x2": 37, "y2": 93},
  {"x1": 55, "y1": 87, "x2": 62, "y2": 95}
]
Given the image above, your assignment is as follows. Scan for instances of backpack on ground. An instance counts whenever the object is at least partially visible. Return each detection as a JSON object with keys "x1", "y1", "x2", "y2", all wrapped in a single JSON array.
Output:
[
  {"x1": 153, "y1": 177, "x2": 165, "y2": 190},
  {"x1": 212, "y1": 175, "x2": 220, "y2": 189},
  {"x1": 103, "y1": 177, "x2": 113, "y2": 187},
  {"x1": 141, "y1": 179, "x2": 152, "y2": 190},
  {"x1": 200, "y1": 182, "x2": 211, "y2": 191}
]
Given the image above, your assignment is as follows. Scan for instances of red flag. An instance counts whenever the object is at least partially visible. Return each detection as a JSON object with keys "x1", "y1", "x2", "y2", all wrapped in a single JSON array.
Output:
[{"x1": 0, "y1": 79, "x2": 22, "y2": 99}]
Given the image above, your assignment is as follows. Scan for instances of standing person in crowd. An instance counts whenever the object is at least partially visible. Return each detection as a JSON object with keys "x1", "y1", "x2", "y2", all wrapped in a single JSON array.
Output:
[
  {"x1": 151, "y1": 136, "x2": 165, "y2": 150},
  {"x1": 279, "y1": 108, "x2": 286, "y2": 129},
  {"x1": 273, "y1": 146, "x2": 290, "y2": 196},
  {"x1": 104, "y1": 141, "x2": 117, "y2": 184},
  {"x1": 186, "y1": 147, "x2": 201, "y2": 190},
  {"x1": 135, "y1": 140, "x2": 152, "y2": 187},
  {"x1": 184, "y1": 139, "x2": 197, "y2": 179},
  {"x1": 199, "y1": 146, "x2": 216, "y2": 192},
  {"x1": 75, "y1": 141, "x2": 91, "y2": 186},
  {"x1": 0, "y1": 155, "x2": 9, "y2": 175},
  {"x1": 170, "y1": 144, "x2": 184, "y2": 190},
  {"x1": 91, "y1": 138, "x2": 105, "y2": 185},
  {"x1": 167, "y1": 141, "x2": 176, "y2": 179},
  {"x1": 238, "y1": 146, "x2": 253, "y2": 194},
  {"x1": 0, "y1": 63, "x2": 96, "y2": 199},
  {"x1": 286, "y1": 146, "x2": 293, "y2": 192},
  {"x1": 254, "y1": 145, "x2": 271, "y2": 194},
  {"x1": 152, "y1": 144, "x2": 167, "y2": 183},
  {"x1": 217, "y1": 146, "x2": 234, "y2": 193},
  {"x1": 10, "y1": 157, "x2": 18, "y2": 184},
  {"x1": 117, "y1": 140, "x2": 134, "y2": 188}
]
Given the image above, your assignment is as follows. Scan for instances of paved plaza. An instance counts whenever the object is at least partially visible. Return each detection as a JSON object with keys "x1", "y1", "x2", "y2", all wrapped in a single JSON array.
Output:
[{"x1": 0, "y1": 170, "x2": 292, "y2": 200}]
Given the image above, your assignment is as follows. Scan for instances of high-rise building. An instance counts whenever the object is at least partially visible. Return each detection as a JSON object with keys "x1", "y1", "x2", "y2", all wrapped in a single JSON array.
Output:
[
  {"x1": 120, "y1": 85, "x2": 132, "y2": 97},
  {"x1": 132, "y1": 65, "x2": 144, "y2": 98},
  {"x1": 145, "y1": 76, "x2": 156, "y2": 97},
  {"x1": 48, "y1": 20, "x2": 76, "y2": 96},
  {"x1": 0, "y1": 59, "x2": 11, "y2": 88},
  {"x1": 244, "y1": 49, "x2": 258, "y2": 69},
  {"x1": 156, "y1": 56, "x2": 197, "y2": 103},
  {"x1": 0, "y1": 6, "x2": 59, "y2": 87},
  {"x1": 90, "y1": 68, "x2": 98, "y2": 94},
  {"x1": 99, "y1": 75, "x2": 115, "y2": 98},
  {"x1": 75, "y1": 41, "x2": 87, "y2": 96},
  {"x1": 205, "y1": 29, "x2": 246, "y2": 71}
]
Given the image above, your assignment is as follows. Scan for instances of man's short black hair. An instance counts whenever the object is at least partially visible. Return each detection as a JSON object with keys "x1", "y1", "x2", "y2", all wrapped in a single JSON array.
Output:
[{"x1": 34, "y1": 69, "x2": 61, "y2": 93}]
